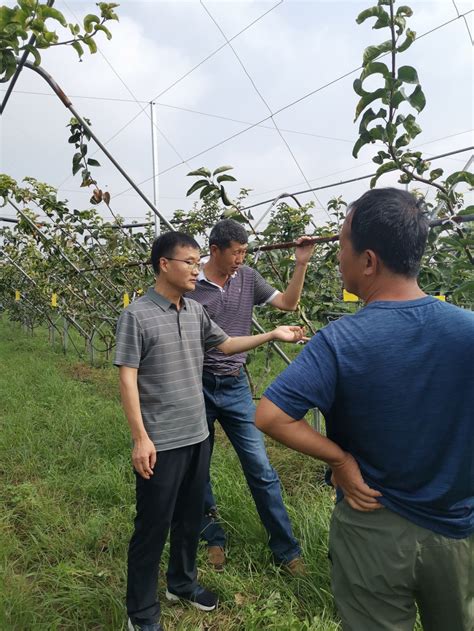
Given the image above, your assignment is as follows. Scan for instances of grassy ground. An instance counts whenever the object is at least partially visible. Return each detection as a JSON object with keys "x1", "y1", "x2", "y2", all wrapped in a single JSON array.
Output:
[{"x1": 0, "y1": 317, "x2": 339, "y2": 630}]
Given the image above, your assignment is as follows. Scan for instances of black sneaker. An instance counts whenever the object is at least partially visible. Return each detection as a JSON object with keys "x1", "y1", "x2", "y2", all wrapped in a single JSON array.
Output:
[
  {"x1": 127, "y1": 618, "x2": 163, "y2": 631},
  {"x1": 165, "y1": 585, "x2": 218, "y2": 611}
]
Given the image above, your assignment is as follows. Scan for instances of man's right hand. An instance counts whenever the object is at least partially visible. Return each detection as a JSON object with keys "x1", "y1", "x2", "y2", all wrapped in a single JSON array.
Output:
[{"x1": 132, "y1": 436, "x2": 157, "y2": 479}]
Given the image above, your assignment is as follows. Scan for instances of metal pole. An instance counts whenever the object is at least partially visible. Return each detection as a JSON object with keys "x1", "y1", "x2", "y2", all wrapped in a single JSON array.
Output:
[
  {"x1": 150, "y1": 101, "x2": 160, "y2": 238},
  {"x1": 20, "y1": 60, "x2": 174, "y2": 232}
]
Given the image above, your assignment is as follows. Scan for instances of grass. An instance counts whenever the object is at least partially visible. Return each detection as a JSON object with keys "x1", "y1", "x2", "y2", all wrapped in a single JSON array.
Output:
[{"x1": 0, "y1": 316, "x2": 411, "y2": 630}]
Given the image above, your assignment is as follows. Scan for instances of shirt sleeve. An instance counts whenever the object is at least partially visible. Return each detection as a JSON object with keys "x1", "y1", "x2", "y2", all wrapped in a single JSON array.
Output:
[
  {"x1": 263, "y1": 331, "x2": 337, "y2": 419},
  {"x1": 201, "y1": 307, "x2": 229, "y2": 351},
  {"x1": 253, "y1": 268, "x2": 278, "y2": 306},
  {"x1": 113, "y1": 309, "x2": 142, "y2": 368}
]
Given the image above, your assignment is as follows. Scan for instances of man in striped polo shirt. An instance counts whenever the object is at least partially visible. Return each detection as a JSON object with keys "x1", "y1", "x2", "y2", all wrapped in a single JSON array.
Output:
[
  {"x1": 115, "y1": 231, "x2": 306, "y2": 631},
  {"x1": 188, "y1": 219, "x2": 315, "y2": 575}
]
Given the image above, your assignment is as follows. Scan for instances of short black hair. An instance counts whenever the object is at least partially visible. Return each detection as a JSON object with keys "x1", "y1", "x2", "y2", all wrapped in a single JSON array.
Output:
[
  {"x1": 349, "y1": 188, "x2": 429, "y2": 277},
  {"x1": 209, "y1": 219, "x2": 248, "y2": 250},
  {"x1": 150, "y1": 231, "x2": 199, "y2": 274}
]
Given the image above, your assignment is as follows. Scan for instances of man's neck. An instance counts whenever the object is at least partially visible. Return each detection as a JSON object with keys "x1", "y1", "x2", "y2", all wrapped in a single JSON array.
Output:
[
  {"x1": 203, "y1": 259, "x2": 230, "y2": 287},
  {"x1": 363, "y1": 277, "x2": 426, "y2": 304},
  {"x1": 154, "y1": 279, "x2": 182, "y2": 309}
]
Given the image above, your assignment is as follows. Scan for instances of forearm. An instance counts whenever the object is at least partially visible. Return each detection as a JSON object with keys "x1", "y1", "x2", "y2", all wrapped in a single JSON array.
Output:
[
  {"x1": 276, "y1": 262, "x2": 308, "y2": 311},
  {"x1": 220, "y1": 330, "x2": 274, "y2": 355},
  {"x1": 259, "y1": 415, "x2": 346, "y2": 467},
  {"x1": 255, "y1": 396, "x2": 346, "y2": 467},
  {"x1": 119, "y1": 369, "x2": 148, "y2": 441}
]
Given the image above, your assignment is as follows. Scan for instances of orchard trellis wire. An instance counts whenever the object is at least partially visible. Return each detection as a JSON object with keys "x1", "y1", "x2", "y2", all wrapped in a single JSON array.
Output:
[{"x1": 1, "y1": 1, "x2": 473, "y2": 436}]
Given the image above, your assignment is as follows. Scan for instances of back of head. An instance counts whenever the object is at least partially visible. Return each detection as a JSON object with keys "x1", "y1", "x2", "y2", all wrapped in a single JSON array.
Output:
[
  {"x1": 151, "y1": 231, "x2": 199, "y2": 274},
  {"x1": 349, "y1": 188, "x2": 429, "y2": 277},
  {"x1": 209, "y1": 219, "x2": 248, "y2": 250}
]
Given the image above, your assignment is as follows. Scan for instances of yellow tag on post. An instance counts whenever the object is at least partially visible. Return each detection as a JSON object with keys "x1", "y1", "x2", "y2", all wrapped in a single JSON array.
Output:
[
  {"x1": 51, "y1": 293, "x2": 58, "y2": 308},
  {"x1": 15, "y1": 290, "x2": 21, "y2": 302},
  {"x1": 343, "y1": 289, "x2": 359, "y2": 302},
  {"x1": 434, "y1": 295, "x2": 446, "y2": 301},
  {"x1": 123, "y1": 293, "x2": 130, "y2": 307}
]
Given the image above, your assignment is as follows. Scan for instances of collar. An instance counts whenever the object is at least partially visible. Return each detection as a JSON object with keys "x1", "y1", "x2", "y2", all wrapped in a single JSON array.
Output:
[
  {"x1": 146, "y1": 287, "x2": 187, "y2": 311},
  {"x1": 197, "y1": 267, "x2": 238, "y2": 290}
]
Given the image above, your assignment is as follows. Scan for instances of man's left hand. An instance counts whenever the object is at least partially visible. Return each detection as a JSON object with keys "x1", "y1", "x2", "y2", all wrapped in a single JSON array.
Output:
[
  {"x1": 331, "y1": 452, "x2": 383, "y2": 512},
  {"x1": 272, "y1": 325, "x2": 308, "y2": 343},
  {"x1": 295, "y1": 236, "x2": 316, "y2": 265}
]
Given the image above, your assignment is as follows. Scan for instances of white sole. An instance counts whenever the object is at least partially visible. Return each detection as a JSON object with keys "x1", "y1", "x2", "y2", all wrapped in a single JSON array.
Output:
[
  {"x1": 165, "y1": 589, "x2": 217, "y2": 611},
  {"x1": 127, "y1": 620, "x2": 134, "y2": 631}
]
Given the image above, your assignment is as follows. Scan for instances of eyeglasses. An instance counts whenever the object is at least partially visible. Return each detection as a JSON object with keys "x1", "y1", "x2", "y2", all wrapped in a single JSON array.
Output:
[{"x1": 164, "y1": 257, "x2": 201, "y2": 271}]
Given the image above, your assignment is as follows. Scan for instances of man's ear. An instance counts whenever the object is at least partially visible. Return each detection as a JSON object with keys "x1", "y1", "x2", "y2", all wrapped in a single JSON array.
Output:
[
  {"x1": 363, "y1": 249, "x2": 378, "y2": 277},
  {"x1": 209, "y1": 244, "x2": 219, "y2": 257},
  {"x1": 159, "y1": 257, "x2": 169, "y2": 274}
]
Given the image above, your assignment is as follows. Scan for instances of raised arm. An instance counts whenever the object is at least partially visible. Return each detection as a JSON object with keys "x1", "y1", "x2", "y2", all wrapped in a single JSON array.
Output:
[{"x1": 270, "y1": 236, "x2": 315, "y2": 311}]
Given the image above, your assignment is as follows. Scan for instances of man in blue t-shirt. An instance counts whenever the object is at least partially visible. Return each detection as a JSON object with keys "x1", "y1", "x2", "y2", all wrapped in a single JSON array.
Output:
[{"x1": 255, "y1": 188, "x2": 473, "y2": 631}]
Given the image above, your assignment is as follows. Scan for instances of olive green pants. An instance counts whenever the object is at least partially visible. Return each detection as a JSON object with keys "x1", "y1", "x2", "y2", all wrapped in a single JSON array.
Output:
[{"x1": 329, "y1": 501, "x2": 473, "y2": 631}]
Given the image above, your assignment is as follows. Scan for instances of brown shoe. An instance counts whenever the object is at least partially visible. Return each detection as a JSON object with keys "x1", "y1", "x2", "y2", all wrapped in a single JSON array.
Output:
[
  {"x1": 207, "y1": 546, "x2": 225, "y2": 572},
  {"x1": 283, "y1": 557, "x2": 307, "y2": 577}
]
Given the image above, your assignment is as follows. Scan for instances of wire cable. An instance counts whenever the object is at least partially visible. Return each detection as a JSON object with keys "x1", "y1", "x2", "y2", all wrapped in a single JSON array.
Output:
[
  {"x1": 112, "y1": 9, "x2": 473, "y2": 200},
  {"x1": 199, "y1": 0, "x2": 328, "y2": 218}
]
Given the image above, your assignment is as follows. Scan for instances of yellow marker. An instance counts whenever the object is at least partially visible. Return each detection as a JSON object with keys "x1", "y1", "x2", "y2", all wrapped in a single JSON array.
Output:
[
  {"x1": 434, "y1": 294, "x2": 446, "y2": 302},
  {"x1": 15, "y1": 290, "x2": 21, "y2": 302},
  {"x1": 343, "y1": 289, "x2": 359, "y2": 302},
  {"x1": 51, "y1": 293, "x2": 58, "y2": 308},
  {"x1": 123, "y1": 293, "x2": 130, "y2": 307}
]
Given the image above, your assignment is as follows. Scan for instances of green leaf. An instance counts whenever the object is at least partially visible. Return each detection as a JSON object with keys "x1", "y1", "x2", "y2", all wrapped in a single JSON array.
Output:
[
  {"x1": 22, "y1": 43, "x2": 41, "y2": 66},
  {"x1": 407, "y1": 86, "x2": 426, "y2": 113},
  {"x1": 362, "y1": 40, "x2": 392, "y2": 63},
  {"x1": 40, "y1": 6, "x2": 67, "y2": 27},
  {"x1": 186, "y1": 179, "x2": 209, "y2": 197},
  {"x1": 445, "y1": 171, "x2": 474, "y2": 189},
  {"x1": 356, "y1": 6, "x2": 388, "y2": 25},
  {"x1": 187, "y1": 168, "x2": 211, "y2": 178},
  {"x1": 396, "y1": 5, "x2": 414, "y2": 18},
  {"x1": 352, "y1": 131, "x2": 372, "y2": 158},
  {"x1": 358, "y1": 107, "x2": 387, "y2": 134},
  {"x1": 71, "y1": 40, "x2": 84, "y2": 58},
  {"x1": 93, "y1": 24, "x2": 112, "y2": 40},
  {"x1": 216, "y1": 174, "x2": 237, "y2": 184},
  {"x1": 354, "y1": 88, "x2": 386, "y2": 121},
  {"x1": 391, "y1": 90, "x2": 407, "y2": 108},
  {"x1": 370, "y1": 161, "x2": 398, "y2": 188},
  {"x1": 87, "y1": 158, "x2": 101, "y2": 167},
  {"x1": 458, "y1": 206, "x2": 474, "y2": 216},
  {"x1": 429, "y1": 168, "x2": 443, "y2": 181},
  {"x1": 83, "y1": 13, "x2": 100, "y2": 33},
  {"x1": 397, "y1": 29, "x2": 416, "y2": 52},
  {"x1": 199, "y1": 184, "x2": 216, "y2": 199},
  {"x1": 386, "y1": 122, "x2": 397, "y2": 143},
  {"x1": 360, "y1": 61, "x2": 390, "y2": 82},
  {"x1": 395, "y1": 133, "x2": 411, "y2": 148},
  {"x1": 212, "y1": 165, "x2": 233, "y2": 176},
  {"x1": 397, "y1": 65, "x2": 419, "y2": 84},
  {"x1": 402, "y1": 114, "x2": 422, "y2": 138},
  {"x1": 82, "y1": 37, "x2": 98, "y2": 54},
  {"x1": 220, "y1": 186, "x2": 233, "y2": 207}
]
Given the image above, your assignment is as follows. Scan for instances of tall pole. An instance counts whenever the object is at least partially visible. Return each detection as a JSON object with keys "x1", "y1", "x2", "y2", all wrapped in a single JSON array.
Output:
[{"x1": 150, "y1": 101, "x2": 160, "y2": 237}]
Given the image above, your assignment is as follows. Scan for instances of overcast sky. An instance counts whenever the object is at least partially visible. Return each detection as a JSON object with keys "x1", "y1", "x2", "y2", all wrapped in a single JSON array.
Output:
[{"x1": 1, "y1": 0, "x2": 473, "y2": 229}]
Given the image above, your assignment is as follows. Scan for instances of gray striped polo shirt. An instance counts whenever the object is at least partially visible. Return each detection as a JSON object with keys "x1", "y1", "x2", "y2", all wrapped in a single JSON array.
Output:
[
  {"x1": 114, "y1": 287, "x2": 228, "y2": 451},
  {"x1": 187, "y1": 265, "x2": 277, "y2": 374}
]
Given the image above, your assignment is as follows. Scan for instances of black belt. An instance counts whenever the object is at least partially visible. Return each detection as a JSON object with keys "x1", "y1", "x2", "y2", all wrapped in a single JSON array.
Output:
[{"x1": 204, "y1": 367, "x2": 242, "y2": 377}]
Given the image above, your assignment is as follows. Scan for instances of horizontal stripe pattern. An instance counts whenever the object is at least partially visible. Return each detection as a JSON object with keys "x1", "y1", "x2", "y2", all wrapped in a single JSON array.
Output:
[
  {"x1": 187, "y1": 265, "x2": 276, "y2": 374},
  {"x1": 114, "y1": 287, "x2": 228, "y2": 451}
]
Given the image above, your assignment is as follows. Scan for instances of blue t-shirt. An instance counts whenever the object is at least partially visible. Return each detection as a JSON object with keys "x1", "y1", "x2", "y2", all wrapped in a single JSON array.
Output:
[{"x1": 264, "y1": 297, "x2": 474, "y2": 539}]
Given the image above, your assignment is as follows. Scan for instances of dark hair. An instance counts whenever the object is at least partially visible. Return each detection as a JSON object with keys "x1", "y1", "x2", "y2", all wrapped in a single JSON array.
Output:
[
  {"x1": 209, "y1": 219, "x2": 248, "y2": 250},
  {"x1": 349, "y1": 188, "x2": 429, "y2": 277},
  {"x1": 150, "y1": 232, "x2": 199, "y2": 274}
]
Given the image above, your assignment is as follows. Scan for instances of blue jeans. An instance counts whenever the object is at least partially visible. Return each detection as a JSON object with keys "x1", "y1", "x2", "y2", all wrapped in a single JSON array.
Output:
[{"x1": 200, "y1": 368, "x2": 301, "y2": 564}]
